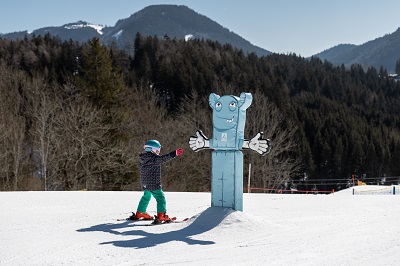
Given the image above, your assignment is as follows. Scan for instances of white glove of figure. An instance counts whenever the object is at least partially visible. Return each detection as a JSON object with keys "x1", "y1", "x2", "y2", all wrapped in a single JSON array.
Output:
[
  {"x1": 245, "y1": 132, "x2": 271, "y2": 155},
  {"x1": 189, "y1": 130, "x2": 210, "y2": 151}
]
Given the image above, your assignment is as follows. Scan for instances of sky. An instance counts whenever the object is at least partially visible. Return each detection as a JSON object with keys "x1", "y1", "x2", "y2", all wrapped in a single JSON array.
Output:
[
  {"x1": 1, "y1": 0, "x2": 399, "y2": 57},
  {"x1": 1, "y1": 186, "x2": 399, "y2": 265}
]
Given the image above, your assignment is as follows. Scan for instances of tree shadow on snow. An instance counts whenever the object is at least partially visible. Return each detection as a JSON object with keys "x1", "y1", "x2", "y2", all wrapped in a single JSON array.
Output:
[{"x1": 77, "y1": 207, "x2": 232, "y2": 248}]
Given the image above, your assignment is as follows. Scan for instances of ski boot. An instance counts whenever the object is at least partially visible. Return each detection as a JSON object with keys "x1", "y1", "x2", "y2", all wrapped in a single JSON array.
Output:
[
  {"x1": 131, "y1": 212, "x2": 154, "y2": 220},
  {"x1": 151, "y1": 212, "x2": 172, "y2": 225},
  {"x1": 157, "y1": 212, "x2": 171, "y2": 222}
]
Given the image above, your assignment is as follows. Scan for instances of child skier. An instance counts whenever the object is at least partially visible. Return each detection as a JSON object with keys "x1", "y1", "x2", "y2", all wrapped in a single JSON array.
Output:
[{"x1": 132, "y1": 139, "x2": 183, "y2": 221}]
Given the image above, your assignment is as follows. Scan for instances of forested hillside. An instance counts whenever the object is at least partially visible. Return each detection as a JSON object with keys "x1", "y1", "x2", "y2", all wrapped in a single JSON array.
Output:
[
  {"x1": 1, "y1": 33, "x2": 400, "y2": 192},
  {"x1": 314, "y1": 27, "x2": 400, "y2": 73}
]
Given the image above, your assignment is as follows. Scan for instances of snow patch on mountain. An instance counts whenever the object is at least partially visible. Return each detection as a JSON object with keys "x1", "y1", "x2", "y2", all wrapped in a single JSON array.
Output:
[
  {"x1": 113, "y1": 29, "x2": 123, "y2": 40},
  {"x1": 185, "y1": 34, "x2": 194, "y2": 41},
  {"x1": 64, "y1": 21, "x2": 105, "y2": 35}
]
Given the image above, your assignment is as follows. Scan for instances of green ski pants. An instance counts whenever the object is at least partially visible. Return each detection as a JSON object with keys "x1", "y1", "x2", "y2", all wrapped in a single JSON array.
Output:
[{"x1": 137, "y1": 189, "x2": 167, "y2": 213}]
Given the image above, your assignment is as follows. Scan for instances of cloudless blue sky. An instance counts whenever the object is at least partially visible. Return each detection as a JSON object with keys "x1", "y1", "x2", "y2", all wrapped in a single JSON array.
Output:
[{"x1": 1, "y1": 0, "x2": 399, "y2": 57}]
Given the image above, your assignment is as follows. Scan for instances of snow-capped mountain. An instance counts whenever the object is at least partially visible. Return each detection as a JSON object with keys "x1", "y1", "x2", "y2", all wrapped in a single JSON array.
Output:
[
  {"x1": 63, "y1": 21, "x2": 105, "y2": 35},
  {"x1": 2, "y1": 20, "x2": 108, "y2": 43},
  {"x1": 0, "y1": 5, "x2": 270, "y2": 57}
]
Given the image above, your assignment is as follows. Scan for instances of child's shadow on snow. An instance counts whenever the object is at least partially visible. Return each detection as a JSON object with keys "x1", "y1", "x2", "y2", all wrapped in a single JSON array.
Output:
[{"x1": 77, "y1": 207, "x2": 231, "y2": 248}]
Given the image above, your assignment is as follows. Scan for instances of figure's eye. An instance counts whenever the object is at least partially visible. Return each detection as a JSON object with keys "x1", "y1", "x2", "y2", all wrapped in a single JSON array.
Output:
[
  {"x1": 215, "y1": 102, "x2": 222, "y2": 111},
  {"x1": 229, "y1": 101, "x2": 236, "y2": 111}
]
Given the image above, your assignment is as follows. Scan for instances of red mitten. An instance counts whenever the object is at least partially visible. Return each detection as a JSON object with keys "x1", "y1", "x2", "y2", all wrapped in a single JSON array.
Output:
[{"x1": 176, "y1": 148, "x2": 183, "y2": 156}]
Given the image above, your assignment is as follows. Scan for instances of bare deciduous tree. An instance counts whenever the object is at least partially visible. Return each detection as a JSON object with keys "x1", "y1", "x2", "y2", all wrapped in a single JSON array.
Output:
[
  {"x1": 0, "y1": 63, "x2": 28, "y2": 190},
  {"x1": 166, "y1": 90, "x2": 212, "y2": 191},
  {"x1": 51, "y1": 85, "x2": 119, "y2": 190},
  {"x1": 245, "y1": 90, "x2": 301, "y2": 190},
  {"x1": 30, "y1": 80, "x2": 60, "y2": 190},
  {"x1": 122, "y1": 86, "x2": 171, "y2": 190},
  {"x1": 8, "y1": 116, "x2": 25, "y2": 190},
  {"x1": 29, "y1": 81, "x2": 133, "y2": 191}
]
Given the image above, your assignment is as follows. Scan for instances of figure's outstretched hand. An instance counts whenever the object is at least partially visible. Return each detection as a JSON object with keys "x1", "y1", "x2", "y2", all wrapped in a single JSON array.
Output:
[
  {"x1": 248, "y1": 132, "x2": 272, "y2": 155},
  {"x1": 176, "y1": 148, "x2": 183, "y2": 156},
  {"x1": 189, "y1": 130, "x2": 210, "y2": 152}
]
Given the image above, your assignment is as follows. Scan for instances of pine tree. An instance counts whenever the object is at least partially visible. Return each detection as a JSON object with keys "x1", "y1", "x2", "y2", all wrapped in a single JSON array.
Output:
[
  {"x1": 77, "y1": 37, "x2": 125, "y2": 110},
  {"x1": 74, "y1": 37, "x2": 133, "y2": 189}
]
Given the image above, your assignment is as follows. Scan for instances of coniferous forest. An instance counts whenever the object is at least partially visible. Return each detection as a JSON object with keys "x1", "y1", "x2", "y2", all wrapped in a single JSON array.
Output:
[{"x1": 1, "y1": 33, "x2": 400, "y2": 192}]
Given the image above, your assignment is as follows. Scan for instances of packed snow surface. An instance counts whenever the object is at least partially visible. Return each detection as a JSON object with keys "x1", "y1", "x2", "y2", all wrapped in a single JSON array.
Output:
[{"x1": 1, "y1": 186, "x2": 400, "y2": 265}]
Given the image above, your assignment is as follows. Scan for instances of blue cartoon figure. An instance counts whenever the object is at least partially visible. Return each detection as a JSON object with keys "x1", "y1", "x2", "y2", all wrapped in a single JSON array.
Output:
[{"x1": 189, "y1": 92, "x2": 271, "y2": 211}]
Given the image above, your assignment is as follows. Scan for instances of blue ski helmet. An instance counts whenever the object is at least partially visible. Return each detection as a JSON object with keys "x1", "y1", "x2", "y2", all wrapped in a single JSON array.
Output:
[{"x1": 144, "y1": 140, "x2": 161, "y2": 152}]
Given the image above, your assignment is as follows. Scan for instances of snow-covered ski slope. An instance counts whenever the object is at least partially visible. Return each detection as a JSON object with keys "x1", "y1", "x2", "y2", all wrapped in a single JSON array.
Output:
[{"x1": 1, "y1": 187, "x2": 399, "y2": 265}]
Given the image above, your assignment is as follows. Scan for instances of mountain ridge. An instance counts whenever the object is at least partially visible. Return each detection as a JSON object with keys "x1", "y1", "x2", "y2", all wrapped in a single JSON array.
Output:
[
  {"x1": 313, "y1": 27, "x2": 400, "y2": 72},
  {"x1": 1, "y1": 5, "x2": 399, "y2": 71},
  {"x1": 0, "y1": 5, "x2": 270, "y2": 57}
]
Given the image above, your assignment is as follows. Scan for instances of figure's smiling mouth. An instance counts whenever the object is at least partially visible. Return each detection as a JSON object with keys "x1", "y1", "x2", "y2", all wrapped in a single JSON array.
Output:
[{"x1": 217, "y1": 115, "x2": 235, "y2": 123}]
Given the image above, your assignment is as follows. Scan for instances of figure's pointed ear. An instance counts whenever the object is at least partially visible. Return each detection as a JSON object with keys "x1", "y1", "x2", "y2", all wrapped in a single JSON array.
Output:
[
  {"x1": 209, "y1": 93, "x2": 220, "y2": 109},
  {"x1": 238, "y1": 92, "x2": 253, "y2": 109}
]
